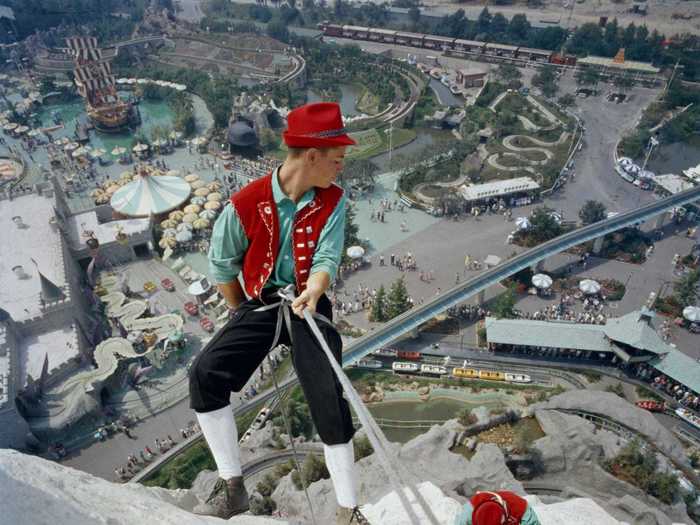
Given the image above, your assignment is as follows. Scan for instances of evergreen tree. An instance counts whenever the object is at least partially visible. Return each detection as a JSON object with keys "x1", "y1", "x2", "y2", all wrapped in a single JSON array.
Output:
[
  {"x1": 492, "y1": 284, "x2": 517, "y2": 319},
  {"x1": 386, "y1": 276, "x2": 411, "y2": 319},
  {"x1": 579, "y1": 200, "x2": 607, "y2": 225},
  {"x1": 342, "y1": 202, "x2": 361, "y2": 265},
  {"x1": 370, "y1": 285, "x2": 388, "y2": 322}
]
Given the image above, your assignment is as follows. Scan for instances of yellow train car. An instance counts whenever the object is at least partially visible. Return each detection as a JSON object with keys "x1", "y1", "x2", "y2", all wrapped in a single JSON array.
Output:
[
  {"x1": 478, "y1": 370, "x2": 506, "y2": 382},
  {"x1": 452, "y1": 367, "x2": 480, "y2": 379}
]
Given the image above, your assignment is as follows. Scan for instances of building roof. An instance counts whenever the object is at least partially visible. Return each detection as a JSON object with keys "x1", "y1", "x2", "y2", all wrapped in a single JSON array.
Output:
[
  {"x1": 110, "y1": 173, "x2": 191, "y2": 217},
  {"x1": 0, "y1": 193, "x2": 66, "y2": 321},
  {"x1": 578, "y1": 55, "x2": 660, "y2": 74},
  {"x1": 19, "y1": 325, "x2": 79, "y2": 384},
  {"x1": 458, "y1": 68, "x2": 487, "y2": 77},
  {"x1": 459, "y1": 177, "x2": 540, "y2": 201},
  {"x1": 654, "y1": 174, "x2": 695, "y2": 195},
  {"x1": 602, "y1": 311, "x2": 672, "y2": 355},
  {"x1": 650, "y1": 350, "x2": 700, "y2": 394},
  {"x1": 485, "y1": 317, "x2": 613, "y2": 352},
  {"x1": 66, "y1": 210, "x2": 150, "y2": 251}
]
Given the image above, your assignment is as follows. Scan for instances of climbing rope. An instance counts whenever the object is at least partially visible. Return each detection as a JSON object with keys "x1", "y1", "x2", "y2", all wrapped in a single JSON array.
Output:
[{"x1": 258, "y1": 285, "x2": 440, "y2": 525}]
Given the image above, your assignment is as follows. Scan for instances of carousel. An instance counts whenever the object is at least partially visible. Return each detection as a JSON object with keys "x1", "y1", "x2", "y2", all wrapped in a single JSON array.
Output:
[{"x1": 109, "y1": 164, "x2": 191, "y2": 217}]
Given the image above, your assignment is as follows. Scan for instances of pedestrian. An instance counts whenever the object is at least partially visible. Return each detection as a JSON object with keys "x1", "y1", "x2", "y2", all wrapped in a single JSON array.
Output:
[
  {"x1": 390, "y1": 253, "x2": 395, "y2": 265},
  {"x1": 379, "y1": 255, "x2": 385, "y2": 266},
  {"x1": 188, "y1": 103, "x2": 365, "y2": 524}
]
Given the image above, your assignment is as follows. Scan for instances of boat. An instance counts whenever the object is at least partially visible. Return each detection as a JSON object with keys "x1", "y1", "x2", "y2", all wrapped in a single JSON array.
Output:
[
  {"x1": 392, "y1": 362, "x2": 420, "y2": 373},
  {"x1": 66, "y1": 36, "x2": 139, "y2": 133},
  {"x1": 635, "y1": 400, "x2": 665, "y2": 412}
]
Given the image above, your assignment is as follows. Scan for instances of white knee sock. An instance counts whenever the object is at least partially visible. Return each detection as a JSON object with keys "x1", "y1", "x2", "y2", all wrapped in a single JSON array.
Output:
[
  {"x1": 324, "y1": 440, "x2": 357, "y2": 509},
  {"x1": 195, "y1": 405, "x2": 242, "y2": 480}
]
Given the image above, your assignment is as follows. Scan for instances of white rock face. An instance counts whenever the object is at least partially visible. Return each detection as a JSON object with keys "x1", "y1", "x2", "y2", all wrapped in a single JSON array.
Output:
[
  {"x1": 362, "y1": 482, "x2": 635, "y2": 525},
  {"x1": 0, "y1": 449, "x2": 285, "y2": 525}
]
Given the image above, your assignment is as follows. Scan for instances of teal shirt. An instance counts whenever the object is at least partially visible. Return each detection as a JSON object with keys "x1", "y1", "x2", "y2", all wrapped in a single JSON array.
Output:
[
  {"x1": 454, "y1": 503, "x2": 541, "y2": 525},
  {"x1": 208, "y1": 167, "x2": 346, "y2": 289}
]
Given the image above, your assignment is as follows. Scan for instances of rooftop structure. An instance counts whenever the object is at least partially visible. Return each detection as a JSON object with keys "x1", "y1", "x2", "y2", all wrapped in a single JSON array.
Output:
[
  {"x1": 110, "y1": 169, "x2": 191, "y2": 217},
  {"x1": 577, "y1": 55, "x2": 660, "y2": 74},
  {"x1": 459, "y1": 177, "x2": 540, "y2": 202}
]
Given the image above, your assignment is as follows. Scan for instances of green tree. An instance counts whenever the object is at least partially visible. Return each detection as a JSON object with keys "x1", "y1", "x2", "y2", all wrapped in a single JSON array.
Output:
[
  {"x1": 532, "y1": 65, "x2": 558, "y2": 99},
  {"x1": 370, "y1": 285, "x2": 388, "y2": 322},
  {"x1": 342, "y1": 202, "x2": 361, "y2": 265},
  {"x1": 579, "y1": 200, "x2": 607, "y2": 225},
  {"x1": 267, "y1": 20, "x2": 290, "y2": 42},
  {"x1": 458, "y1": 408, "x2": 477, "y2": 426},
  {"x1": 259, "y1": 128, "x2": 279, "y2": 151},
  {"x1": 492, "y1": 284, "x2": 517, "y2": 319},
  {"x1": 557, "y1": 93, "x2": 576, "y2": 108},
  {"x1": 256, "y1": 473, "x2": 278, "y2": 497},
  {"x1": 292, "y1": 454, "x2": 329, "y2": 489},
  {"x1": 249, "y1": 495, "x2": 277, "y2": 515},
  {"x1": 613, "y1": 72, "x2": 635, "y2": 93},
  {"x1": 386, "y1": 276, "x2": 411, "y2": 319},
  {"x1": 673, "y1": 269, "x2": 700, "y2": 308},
  {"x1": 495, "y1": 64, "x2": 522, "y2": 85},
  {"x1": 273, "y1": 397, "x2": 313, "y2": 439},
  {"x1": 526, "y1": 207, "x2": 563, "y2": 244},
  {"x1": 575, "y1": 67, "x2": 602, "y2": 91}
]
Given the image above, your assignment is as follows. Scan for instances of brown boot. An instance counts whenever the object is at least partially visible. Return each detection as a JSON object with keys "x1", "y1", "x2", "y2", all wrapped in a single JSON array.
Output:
[
  {"x1": 193, "y1": 476, "x2": 249, "y2": 519},
  {"x1": 335, "y1": 506, "x2": 370, "y2": 525}
]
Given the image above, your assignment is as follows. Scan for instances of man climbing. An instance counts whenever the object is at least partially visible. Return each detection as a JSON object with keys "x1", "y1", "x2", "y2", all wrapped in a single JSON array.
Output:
[
  {"x1": 189, "y1": 102, "x2": 368, "y2": 524},
  {"x1": 455, "y1": 490, "x2": 541, "y2": 525}
]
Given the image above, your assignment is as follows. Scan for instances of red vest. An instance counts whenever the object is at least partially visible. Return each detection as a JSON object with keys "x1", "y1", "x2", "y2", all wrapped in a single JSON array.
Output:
[
  {"x1": 470, "y1": 491, "x2": 528, "y2": 524},
  {"x1": 230, "y1": 172, "x2": 344, "y2": 299}
]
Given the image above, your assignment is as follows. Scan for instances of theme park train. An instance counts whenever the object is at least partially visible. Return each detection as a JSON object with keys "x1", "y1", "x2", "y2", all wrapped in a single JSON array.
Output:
[
  {"x1": 358, "y1": 348, "x2": 532, "y2": 383},
  {"x1": 318, "y1": 22, "x2": 578, "y2": 66}
]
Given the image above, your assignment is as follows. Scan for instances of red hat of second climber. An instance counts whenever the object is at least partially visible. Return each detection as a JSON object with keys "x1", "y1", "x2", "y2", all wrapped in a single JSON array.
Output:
[
  {"x1": 472, "y1": 501, "x2": 507, "y2": 525},
  {"x1": 282, "y1": 102, "x2": 356, "y2": 148}
]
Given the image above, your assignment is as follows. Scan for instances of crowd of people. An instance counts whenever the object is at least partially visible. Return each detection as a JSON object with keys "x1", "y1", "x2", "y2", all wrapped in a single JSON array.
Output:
[
  {"x1": 517, "y1": 294, "x2": 608, "y2": 325},
  {"x1": 113, "y1": 421, "x2": 201, "y2": 482}
]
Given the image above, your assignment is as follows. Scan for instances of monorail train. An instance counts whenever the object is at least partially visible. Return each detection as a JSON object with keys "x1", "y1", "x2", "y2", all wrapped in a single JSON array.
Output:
[
  {"x1": 318, "y1": 22, "x2": 577, "y2": 66},
  {"x1": 355, "y1": 358, "x2": 383, "y2": 369},
  {"x1": 374, "y1": 348, "x2": 398, "y2": 357},
  {"x1": 420, "y1": 364, "x2": 447, "y2": 376},
  {"x1": 392, "y1": 361, "x2": 420, "y2": 373},
  {"x1": 452, "y1": 367, "x2": 532, "y2": 383},
  {"x1": 675, "y1": 408, "x2": 700, "y2": 430}
]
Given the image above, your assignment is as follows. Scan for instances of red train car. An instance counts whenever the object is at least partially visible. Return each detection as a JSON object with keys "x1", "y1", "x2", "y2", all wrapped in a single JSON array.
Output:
[
  {"x1": 549, "y1": 53, "x2": 577, "y2": 66},
  {"x1": 397, "y1": 350, "x2": 421, "y2": 360}
]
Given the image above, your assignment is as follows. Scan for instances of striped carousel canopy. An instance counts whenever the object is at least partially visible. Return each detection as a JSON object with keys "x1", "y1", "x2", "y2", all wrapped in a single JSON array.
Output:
[{"x1": 110, "y1": 173, "x2": 191, "y2": 217}]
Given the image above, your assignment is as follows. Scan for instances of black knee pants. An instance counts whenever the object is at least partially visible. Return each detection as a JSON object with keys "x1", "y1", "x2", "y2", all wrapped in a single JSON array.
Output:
[{"x1": 188, "y1": 292, "x2": 355, "y2": 446}]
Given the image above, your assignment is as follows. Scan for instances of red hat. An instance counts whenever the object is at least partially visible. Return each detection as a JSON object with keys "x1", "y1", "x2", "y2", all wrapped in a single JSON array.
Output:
[
  {"x1": 283, "y1": 102, "x2": 356, "y2": 148},
  {"x1": 472, "y1": 501, "x2": 506, "y2": 525}
]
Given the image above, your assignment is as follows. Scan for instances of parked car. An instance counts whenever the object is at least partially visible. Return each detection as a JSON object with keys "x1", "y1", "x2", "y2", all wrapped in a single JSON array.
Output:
[{"x1": 161, "y1": 278, "x2": 175, "y2": 292}]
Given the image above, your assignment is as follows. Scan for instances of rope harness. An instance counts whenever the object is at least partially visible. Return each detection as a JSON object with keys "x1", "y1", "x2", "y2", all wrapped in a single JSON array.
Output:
[{"x1": 255, "y1": 285, "x2": 440, "y2": 525}]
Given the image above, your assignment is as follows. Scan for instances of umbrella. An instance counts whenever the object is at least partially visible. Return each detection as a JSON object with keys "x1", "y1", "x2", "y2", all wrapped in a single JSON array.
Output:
[
  {"x1": 152, "y1": 139, "x2": 167, "y2": 148},
  {"x1": 166, "y1": 169, "x2": 181, "y2": 177},
  {"x1": 204, "y1": 201, "x2": 221, "y2": 210},
  {"x1": 91, "y1": 189, "x2": 105, "y2": 198},
  {"x1": 169, "y1": 210, "x2": 185, "y2": 221},
  {"x1": 72, "y1": 147, "x2": 89, "y2": 158},
  {"x1": 191, "y1": 196, "x2": 207, "y2": 206},
  {"x1": 159, "y1": 236, "x2": 177, "y2": 249},
  {"x1": 532, "y1": 273, "x2": 553, "y2": 289},
  {"x1": 182, "y1": 213, "x2": 198, "y2": 223},
  {"x1": 15, "y1": 125, "x2": 29, "y2": 134},
  {"x1": 207, "y1": 181, "x2": 222, "y2": 191},
  {"x1": 184, "y1": 203, "x2": 201, "y2": 214},
  {"x1": 64, "y1": 142, "x2": 79, "y2": 151},
  {"x1": 184, "y1": 174, "x2": 199, "y2": 183},
  {"x1": 190, "y1": 180, "x2": 206, "y2": 189},
  {"x1": 160, "y1": 219, "x2": 178, "y2": 229},
  {"x1": 207, "y1": 192, "x2": 223, "y2": 201},
  {"x1": 90, "y1": 148, "x2": 107, "y2": 158},
  {"x1": 199, "y1": 209, "x2": 217, "y2": 220},
  {"x1": 111, "y1": 146, "x2": 127, "y2": 156},
  {"x1": 346, "y1": 246, "x2": 365, "y2": 259},
  {"x1": 193, "y1": 218, "x2": 210, "y2": 230},
  {"x1": 132, "y1": 143, "x2": 149, "y2": 153},
  {"x1": 194, "y1": 187, "x2": 210, "y2": 197},
  {"x1": 579, "y1": 279, "x2": 601, "y2": 295},
  {"x1": 169, "y1": 131, "x2": 183, "y2": 140},
  {"x1": 176, "y1": 222, "x2": 193, "y2": 232},
  {"x1": 176, "y1": 230, "x2": 193, "y2": 242},
  {"x1": 191, "y1": 136, "x2": 207, "y2": 146},
  {"x1": 27, "y1": 129, "x2": 41, "y2": 137},
  {"x1": 95, "y1": 194, "x2": 110, "y2": 204},
  {"x1": 162, "y1": 228, "x2": 178, "y2": 237},
  {"x1": 683, "y1": 306, "x2": 700, "y2": 322},
  {"x1": 515, "y1": 217, "x2": 530, "y2": 230},
  {"x1": 120, "y1": 171, "x2": 133, "y2": 181},
  {"x1": 3, "y1": 122, "x2": 18, "y2": 131},
  {"x1": 105, "y1": 184, "x2": 121, "y2": 195}
]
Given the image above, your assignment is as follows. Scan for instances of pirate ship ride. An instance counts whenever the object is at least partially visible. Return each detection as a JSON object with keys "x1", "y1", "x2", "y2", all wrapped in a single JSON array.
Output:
[{"x1": 66, "y1": 36, "x2": 140, "y2": 133}]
